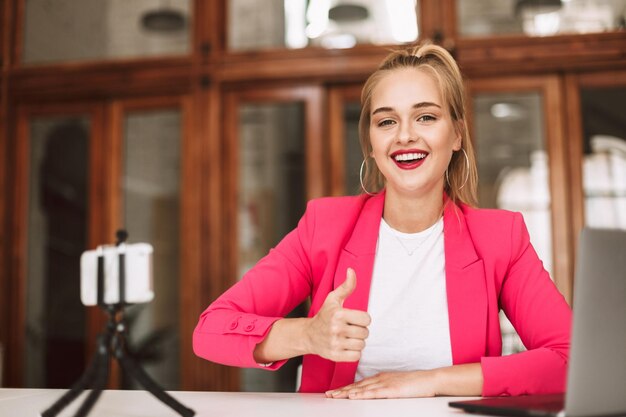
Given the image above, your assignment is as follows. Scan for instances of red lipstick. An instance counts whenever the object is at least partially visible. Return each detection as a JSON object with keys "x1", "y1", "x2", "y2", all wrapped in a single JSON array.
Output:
[{"x1": 390, "y1": 149, "x2": 428, "y2": 170}]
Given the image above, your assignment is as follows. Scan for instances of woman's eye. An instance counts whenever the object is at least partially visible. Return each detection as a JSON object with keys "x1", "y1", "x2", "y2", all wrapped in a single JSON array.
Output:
[
  {"x1": 377, "y1": 119, "x2": 395, "y2": 127},
  {"x1": 417, "y1": 115, "x2": 436, "y2": 122}
]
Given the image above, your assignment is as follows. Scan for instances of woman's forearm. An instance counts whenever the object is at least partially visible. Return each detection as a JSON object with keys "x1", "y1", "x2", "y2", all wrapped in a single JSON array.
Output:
[
  {"x1": 433, "y1": 363, "x2": 483, "y2": 396},
  {"x1": 253, "y1": 318, "x2": 311, "y2": 363}
]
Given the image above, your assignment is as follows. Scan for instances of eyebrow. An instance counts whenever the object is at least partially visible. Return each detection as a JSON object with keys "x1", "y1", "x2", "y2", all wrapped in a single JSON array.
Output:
[{"x1": 371, "y1": 101, "x2": 442, "y2": 116}]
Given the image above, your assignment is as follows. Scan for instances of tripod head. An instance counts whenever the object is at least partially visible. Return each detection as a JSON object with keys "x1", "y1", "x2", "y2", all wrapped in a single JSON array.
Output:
[{"x1": 116, "y1": 229, "x2": 129, "y2": 245}]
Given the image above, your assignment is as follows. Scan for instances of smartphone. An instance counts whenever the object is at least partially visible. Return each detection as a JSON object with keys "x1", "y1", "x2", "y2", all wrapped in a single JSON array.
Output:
[{"x1": 80, "y1": 243, "x2": 154, "y2": 306}]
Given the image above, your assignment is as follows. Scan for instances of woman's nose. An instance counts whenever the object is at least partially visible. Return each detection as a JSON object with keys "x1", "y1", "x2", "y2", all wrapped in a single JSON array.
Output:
[{"x1": 397, "y1": 122, "x2": 417, "y2": 144}]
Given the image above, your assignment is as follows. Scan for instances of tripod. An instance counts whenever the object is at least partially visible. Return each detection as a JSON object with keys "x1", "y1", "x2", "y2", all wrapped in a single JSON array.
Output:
[{"x1": 41, "y1": 231, "x2": 195, "y2": 417}]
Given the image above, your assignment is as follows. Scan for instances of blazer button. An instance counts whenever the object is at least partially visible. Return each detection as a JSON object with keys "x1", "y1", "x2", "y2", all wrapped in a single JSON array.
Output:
[
  {"x1": 244, "y1": 323, "x2": 255, "y2": 332},
  {"x1": 229, "y1": 321, "x2": 238, "y2": 330}
]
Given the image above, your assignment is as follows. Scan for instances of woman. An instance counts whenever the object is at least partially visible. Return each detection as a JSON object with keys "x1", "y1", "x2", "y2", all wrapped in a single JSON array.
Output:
[{"x1": 193, "y1": 43, "x2": 571, "y2": 399}]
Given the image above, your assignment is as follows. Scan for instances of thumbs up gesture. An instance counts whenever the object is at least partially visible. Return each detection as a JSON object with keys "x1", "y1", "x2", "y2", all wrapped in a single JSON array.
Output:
[{"x1": 304, "y1": 268, "x2": 371, "y2": 362}]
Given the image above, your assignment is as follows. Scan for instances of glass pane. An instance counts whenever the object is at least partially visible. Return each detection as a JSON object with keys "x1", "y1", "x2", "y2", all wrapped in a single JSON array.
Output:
[
  {"x1": 238, "y1": 103, "x2": 306, "y2": 391},
  {"x1": 473, "y1": 92, "x2": 550, "y2": 354},
  {"x1": 344, "y1": 101, "x2": 362, "y2": 195},
  {"x1": 26, "y1": 117, "x2": 90, "y2": 387},
  {"x1": 122, "y1": 110, "x2": 181, "y2": 390},
  {"x1": 457, "y1": 0, "x2": 626, "y2": 38},
  {"x1": 23, "y1": 0, "x2": 191, "y2": 64},
  {"x1": 228, "y1": 0, "x2": 418, "y2": 51},
  {"x1": 580, "y1": 86, "x2": 626, "y2": 229}
]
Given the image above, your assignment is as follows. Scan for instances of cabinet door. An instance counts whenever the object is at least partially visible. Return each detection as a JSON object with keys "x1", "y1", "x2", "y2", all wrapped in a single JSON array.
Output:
[
  {"x1": 10, "y1": 105, "x2": 104, "y2": 388},
  {"x1": 227, "y1": 0, "x2": 419, "y2": 51},
  {"x1": 455, "y1": 0, "x2": 625, "y2": 38},
  {"x1": 566, "y1": 71, "x2": 626, "y2": 235},
  {"x1": 468, "y1": 76, "x2": 571, "y2": 351},
  {"x1": 20, "y1": 0, "x2": 192, "y2": 64},
  {"x1": 107, "y1": 97, "x2": 196, "y2": 390},
  {"x1": 223, "y1": 86, "x2": 322, "y2": 391}
]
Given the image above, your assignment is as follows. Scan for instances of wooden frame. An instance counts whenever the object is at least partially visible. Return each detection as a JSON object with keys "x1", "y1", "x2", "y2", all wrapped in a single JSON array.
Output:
[
  {"x1": 0, "y1": 0, "x2": 7, "y2": 387},
  {"x1": 0, "y1": 74, "x2": 6, "y2": 386},
  {"x1": 467, "y1": 76, "x2": 573, "y2": 304},
  {"x1": 1, "y1": 0, "x2": 6, "y2": 69},
  {"x1": 420, "y1": 0, "x2": 458, "y2": 49},
  {"x1": 457, "y1": 33, "x2": 626, "y2": 77},
  {"x1": 184, "y1": 82, "x2": 227, "y2": 392}
]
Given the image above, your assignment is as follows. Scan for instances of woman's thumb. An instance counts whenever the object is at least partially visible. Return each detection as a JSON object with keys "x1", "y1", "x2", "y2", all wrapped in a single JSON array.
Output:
[{"x1": 333, "y1": 268, "x2": 357, "y2": 303}]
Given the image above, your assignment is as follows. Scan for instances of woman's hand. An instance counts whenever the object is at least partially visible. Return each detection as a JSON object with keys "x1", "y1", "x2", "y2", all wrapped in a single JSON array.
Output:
[
  {"x1": 325, "y1": 364, "x2": 483, "y2": 399},
  {"x1": 304, "y1": 268, "x2": 371, "y2": 362},
  {"x1": 325, "y1": 370, "x2": 438, "y2": 399}
]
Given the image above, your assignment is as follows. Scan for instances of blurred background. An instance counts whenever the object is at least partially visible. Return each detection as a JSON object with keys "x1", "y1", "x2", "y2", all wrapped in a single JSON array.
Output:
[{"x1": 0, "y1": 0, "x2": 625, "y2": 394}]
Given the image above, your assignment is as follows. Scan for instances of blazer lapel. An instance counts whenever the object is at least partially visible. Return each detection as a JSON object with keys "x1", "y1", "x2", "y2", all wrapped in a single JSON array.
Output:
[
  {"x1": 443, "y1": 201, "x2": 488, "y2": 364},
  {"x1": 329, "y1": 192, "x2": 384, "y2": 389}
]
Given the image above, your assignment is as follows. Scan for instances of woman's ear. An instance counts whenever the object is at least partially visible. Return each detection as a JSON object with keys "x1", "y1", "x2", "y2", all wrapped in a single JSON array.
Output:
[
  {"x1": 452, "y1": 136, "x2": 462, "y2": 151},
  {"x1": 453, "y1": 120, "x2": 464, "y2": 151}
]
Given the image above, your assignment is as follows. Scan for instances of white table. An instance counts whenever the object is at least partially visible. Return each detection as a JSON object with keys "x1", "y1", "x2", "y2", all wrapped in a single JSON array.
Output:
[{"x1": 0, "y1": 388, "x2": 483, "y2": 417}]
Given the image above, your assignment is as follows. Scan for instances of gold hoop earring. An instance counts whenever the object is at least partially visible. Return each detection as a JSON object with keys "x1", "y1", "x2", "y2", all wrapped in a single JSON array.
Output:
[
  {"x1": 458, "y1": 148, "x2": 470, "y2": 190},
  {"x1": 446, "y1": 148, "x2": 470, "y2": 191},
  {"x1": 360, "y1": 158, "x2": 375, "y2": 196}
]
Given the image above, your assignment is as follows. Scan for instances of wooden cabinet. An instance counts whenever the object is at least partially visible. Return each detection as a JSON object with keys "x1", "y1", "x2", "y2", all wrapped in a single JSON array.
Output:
[{"x1": 1, "y1": 0, "x2": 625, "y2": 392}]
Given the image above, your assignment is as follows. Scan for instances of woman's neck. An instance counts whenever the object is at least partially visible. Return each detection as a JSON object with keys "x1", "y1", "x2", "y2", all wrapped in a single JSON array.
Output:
[{"x1": 382, "y1": 188, "x2": 444, "y2": 233}]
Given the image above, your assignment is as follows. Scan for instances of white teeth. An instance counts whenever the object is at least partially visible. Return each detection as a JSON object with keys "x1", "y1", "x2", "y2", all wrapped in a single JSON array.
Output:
[{"x1": 394, "y1": 152, "x2": 426, "y2": 162}]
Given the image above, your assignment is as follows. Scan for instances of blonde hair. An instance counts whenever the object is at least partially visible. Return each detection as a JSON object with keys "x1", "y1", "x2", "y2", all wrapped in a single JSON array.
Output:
[{"x1": 358, "y1": 43, "x2": 478, "y2": 207}]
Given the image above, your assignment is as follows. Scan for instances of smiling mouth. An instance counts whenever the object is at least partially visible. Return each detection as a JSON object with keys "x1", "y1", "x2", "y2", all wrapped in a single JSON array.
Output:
[
  {"x1": 393, "y1": 152, "x2": 427, "y2": 163},
  {"x1": 390, "y1": 151, "x2": 428, "y2": 170}
]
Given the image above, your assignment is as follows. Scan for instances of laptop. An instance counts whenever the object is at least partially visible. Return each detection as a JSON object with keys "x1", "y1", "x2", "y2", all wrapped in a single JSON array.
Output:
[{"x1": 449, "y1": 228, "x2": 626, "y2": 417}]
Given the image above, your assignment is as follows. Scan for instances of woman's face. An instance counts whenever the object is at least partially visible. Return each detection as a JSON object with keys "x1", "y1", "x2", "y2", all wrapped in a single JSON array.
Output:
[{"x1": 369, "y1": 67, "x2": 461, "y2": 199}]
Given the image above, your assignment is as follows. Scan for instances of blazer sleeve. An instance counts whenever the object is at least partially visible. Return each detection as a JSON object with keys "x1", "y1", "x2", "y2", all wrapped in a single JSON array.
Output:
[
  {"x1": 192, "y1": 201, "x2": 317, "y2": 370},
  {"x1": 481, "y1": 212, "x2": 572, "y2": 396}
]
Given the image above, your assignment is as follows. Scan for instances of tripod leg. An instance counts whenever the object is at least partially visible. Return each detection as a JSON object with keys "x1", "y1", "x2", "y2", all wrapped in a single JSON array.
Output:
[
  {"x1": 117, "y1": 354, "x2": 195, "y2": 417},
  {"x1": 41, "y1": 334, "x2": 108, "y2": 417},
  {"x1": 73, "y1": 340, "x2": 111, "y2": 417}
]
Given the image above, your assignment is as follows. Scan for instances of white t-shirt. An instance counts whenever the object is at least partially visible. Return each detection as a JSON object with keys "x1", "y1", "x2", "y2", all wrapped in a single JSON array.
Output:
[{"x1": 355, "y1": 217, "x2": 453, "y2": 381}]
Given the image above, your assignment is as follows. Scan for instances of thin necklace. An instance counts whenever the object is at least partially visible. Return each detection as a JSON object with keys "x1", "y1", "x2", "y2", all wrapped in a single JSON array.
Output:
[{"x1": 389, "y1": 218, "x2": 441, "y2": 256}]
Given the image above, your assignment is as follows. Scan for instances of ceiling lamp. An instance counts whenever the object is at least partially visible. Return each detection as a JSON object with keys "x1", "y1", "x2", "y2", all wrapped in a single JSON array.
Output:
[
  {"x1": 515, "y1": 0, "x2": 562, "y2": 15},
  {"x1": 328, "y1": 4, "x2": 369, "y2": 22},
  {"x1": 141, "y1": 2, "x2": 187, "y2": 33}
]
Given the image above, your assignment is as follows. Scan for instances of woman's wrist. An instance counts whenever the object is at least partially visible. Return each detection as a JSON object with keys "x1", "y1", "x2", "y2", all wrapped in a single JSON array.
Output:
[
  {"x1": 294, "y1": 317, "x2": 314, "y2": 356},
  {"x1": 432, "y1": 367, "x2": 447, "y2": 396},
  {"x1": 253, "y1": 317, "x2": 312, "y2": 363},
  {"x1": 300, "y1": 317, "x2": 314, "y2": 356}
]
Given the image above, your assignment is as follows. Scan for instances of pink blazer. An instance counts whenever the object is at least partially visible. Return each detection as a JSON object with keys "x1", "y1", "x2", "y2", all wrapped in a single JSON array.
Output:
[{"x1": 193, "y1": 192, "x2": 571, "y2": 396}]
